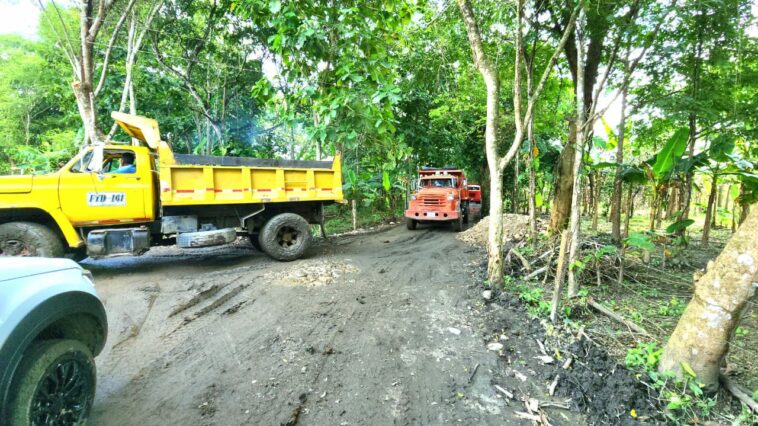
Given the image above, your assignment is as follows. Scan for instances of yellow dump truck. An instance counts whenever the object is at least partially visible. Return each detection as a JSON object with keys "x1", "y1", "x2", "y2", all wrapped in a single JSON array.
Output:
[{"x1": 0, "y1": 112, "x2": 344, "y2": 261}]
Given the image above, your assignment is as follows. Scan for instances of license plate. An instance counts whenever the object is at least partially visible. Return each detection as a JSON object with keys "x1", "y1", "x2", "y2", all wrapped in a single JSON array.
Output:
[
  {"x1": 425, "y1": 212, "x2": 437, "y2": 217},
  {"x1": 87, "y1": 192, "x2": 126, "y2": 206}
]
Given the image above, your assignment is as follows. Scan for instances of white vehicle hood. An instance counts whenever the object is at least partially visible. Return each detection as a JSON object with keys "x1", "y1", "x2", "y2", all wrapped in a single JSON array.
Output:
[{"x1": 0, "y1": 258, "x2": 81, "y2": 283}]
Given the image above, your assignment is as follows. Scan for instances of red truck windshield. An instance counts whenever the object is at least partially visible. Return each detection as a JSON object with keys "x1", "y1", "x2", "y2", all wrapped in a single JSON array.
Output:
[{"x1": 421, "y1": 178, "x2": 454, "y2": 188}]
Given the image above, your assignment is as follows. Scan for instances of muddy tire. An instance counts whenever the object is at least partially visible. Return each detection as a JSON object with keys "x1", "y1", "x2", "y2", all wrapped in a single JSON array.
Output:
[
  {"x1": 258, "y1": 213, "x2": 311, "y2": 261},
  {"x1": 451, "y1": 215, "x2": 463, "y2": 232},
  {"x1": 406, "y1": 218, "x2": 417, "y2": 230},
  {"x1": 8, "y1": 339, "x2": 96, "y2": 426},
  {"x1": 462, "y1": 204, "x2": 470, "y2": 224},
  {"x1": 0, "y1": 221, "x2": 64, "y2": 257}
]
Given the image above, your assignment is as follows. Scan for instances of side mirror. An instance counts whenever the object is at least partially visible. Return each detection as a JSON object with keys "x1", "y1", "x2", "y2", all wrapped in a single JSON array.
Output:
[{"x1": 88, "y1": 144, "x2": 104, "y2": 173}]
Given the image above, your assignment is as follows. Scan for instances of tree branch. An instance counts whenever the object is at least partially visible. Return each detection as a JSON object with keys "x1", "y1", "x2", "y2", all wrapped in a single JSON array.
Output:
[{"x1": 94, "y1": 0, "x2": 137, "y2": 97}]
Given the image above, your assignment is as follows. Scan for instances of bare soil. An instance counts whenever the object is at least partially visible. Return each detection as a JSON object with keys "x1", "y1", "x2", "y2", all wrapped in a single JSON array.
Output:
[{"x1": 83, "y1": 223, "x2": 650, "y2": 425}]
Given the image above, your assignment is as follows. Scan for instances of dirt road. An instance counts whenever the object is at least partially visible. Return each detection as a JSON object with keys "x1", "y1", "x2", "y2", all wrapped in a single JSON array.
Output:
[{"x1": 85, "y1": 225, "x2": 583, "y2": 425}]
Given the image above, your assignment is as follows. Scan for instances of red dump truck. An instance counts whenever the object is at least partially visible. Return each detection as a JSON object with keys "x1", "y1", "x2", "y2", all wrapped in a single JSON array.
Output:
[
  {"x1": 405, "y1": 168, "x2": 470, "y2": 232},
  {"x1": 467, "y1": 184, "x2": 482, "y2": 220}
]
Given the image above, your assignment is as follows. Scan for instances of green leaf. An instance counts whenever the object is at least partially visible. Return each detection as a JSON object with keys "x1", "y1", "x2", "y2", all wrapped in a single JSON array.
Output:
[
  {"x1": 535, "y1": 192, "x2": 543, "y2": 208},
  {"x1": 652, "y1": 128, "x2": 689, "y2": 179},
  {"x1": 665, "y1": 219, "x2": 694, "y2": 234},
  {"x1": 707, "y1": 134, "x2": 735, "y2": 162},
  {"x1": 624, "y1": 232, "x2": 655, "y2": 251},
  {"x1": 680, "y1": 361, "x2": 697, "y2": 379},
  {"x1": 269, "y1": 0, "x2": 281, "y2": 13}
]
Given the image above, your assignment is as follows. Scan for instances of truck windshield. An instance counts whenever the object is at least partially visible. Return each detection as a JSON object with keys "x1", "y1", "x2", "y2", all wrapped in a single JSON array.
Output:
[{"x1": 423, "y1": 178, "x2": 453, "y2": 188}]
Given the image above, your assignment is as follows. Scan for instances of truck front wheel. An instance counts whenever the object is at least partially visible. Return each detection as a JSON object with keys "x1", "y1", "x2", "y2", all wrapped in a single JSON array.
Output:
[
  {"x1": 0, "y1": 222, "x2": 64, "y2": 258},
  {"x1": 8, "y1": 339, "x2": 96, "y2": 426},
  {"x1": 258, "y1": 213, "x2": 311, "y2": 261},
  {"x1": 451, "y1": 215, "x2": 463, "y2": 232},
  {"x1": 406, "y1": 218, "x2": 417, "y2": 230}
]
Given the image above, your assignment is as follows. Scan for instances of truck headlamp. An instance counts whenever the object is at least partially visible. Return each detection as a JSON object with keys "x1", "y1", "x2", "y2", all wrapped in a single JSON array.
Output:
[
  {"x1": 411, "y1": 195, "x2": 417, "y2": 201},
  {"x1": 447, "y1": 194, "x2": 455, "y2": 201}
]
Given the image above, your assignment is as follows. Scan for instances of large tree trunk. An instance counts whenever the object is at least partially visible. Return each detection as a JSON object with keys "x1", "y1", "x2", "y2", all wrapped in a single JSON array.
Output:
[
  {"x1": 566, "y1": 13, "x2": 586, "y2": 297},
  {"x1": 457, "y1": 0, "x2": 504, "y2": 287},
  {"x1": 659, "y1": 207, "x2": 758, "y2": 390},
  {"x1": 549, "y1": 122, "x2": 576, "y2": 233}
]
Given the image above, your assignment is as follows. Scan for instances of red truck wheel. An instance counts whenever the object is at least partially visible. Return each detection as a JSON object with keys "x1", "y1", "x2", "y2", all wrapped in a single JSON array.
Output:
[
  {"x1": 406, "y1": 218, "x2": 417, "y2": 230},
  {"x1": 451, "y1": 215, "x2": 463, "y2": 232}
]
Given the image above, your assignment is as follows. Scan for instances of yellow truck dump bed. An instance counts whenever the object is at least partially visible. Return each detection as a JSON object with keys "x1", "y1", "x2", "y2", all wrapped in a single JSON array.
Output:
[{"x1": 112, "y1": 111, "x2": 344, "y2": 207}]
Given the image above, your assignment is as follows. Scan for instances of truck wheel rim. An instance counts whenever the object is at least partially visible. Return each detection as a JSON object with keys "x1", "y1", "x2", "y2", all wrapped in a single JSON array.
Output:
[
  {"x1": 0, "y1": 239, "x2": 32, "y2": 256},
  {"x1": 30, "y1": 359, "x2": 91, "y2": 424},
  {"x1": 276, "y1": 226, "x2": 299, "y2": 248}
]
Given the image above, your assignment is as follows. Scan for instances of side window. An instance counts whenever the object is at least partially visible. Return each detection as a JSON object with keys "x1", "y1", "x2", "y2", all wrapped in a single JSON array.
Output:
[{"x1": 70, "y1": 151, "x2": 94, "y2": 173}]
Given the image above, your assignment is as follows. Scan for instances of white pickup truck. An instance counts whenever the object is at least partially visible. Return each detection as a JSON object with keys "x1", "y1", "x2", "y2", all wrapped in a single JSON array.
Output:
[{"x1": 0, "y1": 258, "x2": 107, "y2": 425}]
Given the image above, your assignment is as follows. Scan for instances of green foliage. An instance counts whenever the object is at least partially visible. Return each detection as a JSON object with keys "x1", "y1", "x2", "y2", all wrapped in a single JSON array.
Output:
[
  {"x1": 665, "y1": 219, "x2": 695, "y2": 234},
  {"x1": 652, "y1": 128, "x2": 689, "y2": 179},
  {"x1": 625, "y1": 342, "x2": 662, "y2": 372},
  {"x1": 515, "y1": 284, "x2": 550, "y2": 318},
  {"x1": 658, "y1": 297, "x2": 686, "y2": 317},
  {"x1": 624, "y1": 232, "x2": 655, "y2": 251}
]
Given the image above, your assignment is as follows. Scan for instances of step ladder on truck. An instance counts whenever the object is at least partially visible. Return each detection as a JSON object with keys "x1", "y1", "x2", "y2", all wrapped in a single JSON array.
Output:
[{"x1": 0, "y1": 112, "x2": 344, "y2": 261}]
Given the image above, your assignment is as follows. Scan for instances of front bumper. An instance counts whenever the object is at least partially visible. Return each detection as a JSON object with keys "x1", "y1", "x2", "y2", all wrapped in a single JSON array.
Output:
[{"x1": 405, "y1": 208, "x2": 460, "y2": 221}]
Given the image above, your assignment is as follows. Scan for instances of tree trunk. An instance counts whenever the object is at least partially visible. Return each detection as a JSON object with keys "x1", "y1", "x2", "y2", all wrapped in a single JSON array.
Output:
[
  {"x1": 548, "y1": 122, "x2": 576, "y2": 233},
  {"x1": 527, "y1": 87, "x2": 537, "y2": 239},
  {"x1": 659, "y1": 208, "x2": 758, "y2": 390},
  {"x1": 591, "y1": 170, "x2": 600, "y2": 231},
  {"x1": 624, "y1": 184, "x2": 634, "y2": 239},
  {"x1": 512, "y1": 153, "x2": 519, "y2": 213},
  {"x1": 567, "y1": 10, "x2": 586, "y2": 298},
  {"x1": 702, "y1": 173, "x2": 717, "y2": 247},
  {"x1": 611, "y1": 85, "x2": 627, "y2": 242}
]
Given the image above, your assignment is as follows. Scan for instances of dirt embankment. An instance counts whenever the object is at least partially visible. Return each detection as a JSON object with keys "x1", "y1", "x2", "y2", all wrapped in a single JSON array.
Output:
[{"x1": 457, "y1": 214, "x2": 546, "y2": 247}]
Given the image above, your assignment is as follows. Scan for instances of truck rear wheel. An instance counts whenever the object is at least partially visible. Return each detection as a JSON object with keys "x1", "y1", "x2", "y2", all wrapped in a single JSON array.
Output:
[
  {"x1": 406, "y1": 218, "x2": 417, "y2": 230},
  {"x1": 0, "y1": 221, "x2": 64, "y2": 257},
  {"x1": 258, "y1": 213, "x2": 311, "y2": 261}
]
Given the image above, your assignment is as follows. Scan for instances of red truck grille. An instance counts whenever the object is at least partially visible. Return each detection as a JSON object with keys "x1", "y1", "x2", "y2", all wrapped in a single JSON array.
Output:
[{"x1": 420, "y1": 195, "x2": 444, "y2": 206}]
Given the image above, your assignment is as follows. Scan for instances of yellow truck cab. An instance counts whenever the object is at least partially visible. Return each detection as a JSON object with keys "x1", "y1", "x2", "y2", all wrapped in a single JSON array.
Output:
[{"x1": 0, "y1": 112, "x2": 344, "y2": 261}]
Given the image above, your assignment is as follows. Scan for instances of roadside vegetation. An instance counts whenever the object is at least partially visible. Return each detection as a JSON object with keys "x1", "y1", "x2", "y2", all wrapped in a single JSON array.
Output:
[{"x1": 1, "y1": 0, "x2": 756, "y2": 422}]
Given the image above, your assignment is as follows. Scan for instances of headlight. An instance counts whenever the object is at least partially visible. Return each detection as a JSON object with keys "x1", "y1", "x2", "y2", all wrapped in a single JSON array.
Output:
[
  {"x1": 82, "y1": 269, "x2": 95, "y2": 286},
  {"x1": 411, "y1": 195, "x2": 417, "y2": 201},
  {"x1": 447, "y1": 194, "x2": 455, "y2": 201}
]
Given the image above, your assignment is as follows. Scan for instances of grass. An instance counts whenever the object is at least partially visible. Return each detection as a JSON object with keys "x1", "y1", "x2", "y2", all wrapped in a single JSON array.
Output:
[{"x1": 322, "y1": 203, "x2": 404, "y2": 235}]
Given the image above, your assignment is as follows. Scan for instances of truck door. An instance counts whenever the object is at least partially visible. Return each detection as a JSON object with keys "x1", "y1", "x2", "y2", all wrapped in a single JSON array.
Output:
[{"x1": 59, "y1": 148, "x2": 150, "y2": 226}]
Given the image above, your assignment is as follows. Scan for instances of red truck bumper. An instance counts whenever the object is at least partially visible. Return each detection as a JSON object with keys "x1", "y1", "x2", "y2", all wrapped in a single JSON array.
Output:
[{"x1": 405, "y1": 208, "x2": 460, "y2": 221}]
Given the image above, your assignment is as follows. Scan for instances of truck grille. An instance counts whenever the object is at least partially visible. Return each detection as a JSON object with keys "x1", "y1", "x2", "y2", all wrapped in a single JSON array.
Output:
[{"x1": 420, "y1": 195, "x2": 444, "y2": 206}]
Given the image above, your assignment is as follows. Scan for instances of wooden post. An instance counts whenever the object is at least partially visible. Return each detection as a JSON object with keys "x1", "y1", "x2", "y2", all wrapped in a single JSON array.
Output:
[{"x1": 351, "y1": 199, "x2": 357, "y2": 231}]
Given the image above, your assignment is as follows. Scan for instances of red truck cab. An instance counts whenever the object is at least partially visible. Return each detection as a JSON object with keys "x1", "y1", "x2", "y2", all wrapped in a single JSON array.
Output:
[
  {"x1": 467, "y1": 184, "x2": 483, "y2": 221},
  {"x1": 467, "y1": 184, "x2": 482, "y2": 203},
  {"x1": 405, "y1": 168, "x2": 470, "y2": 232}
]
